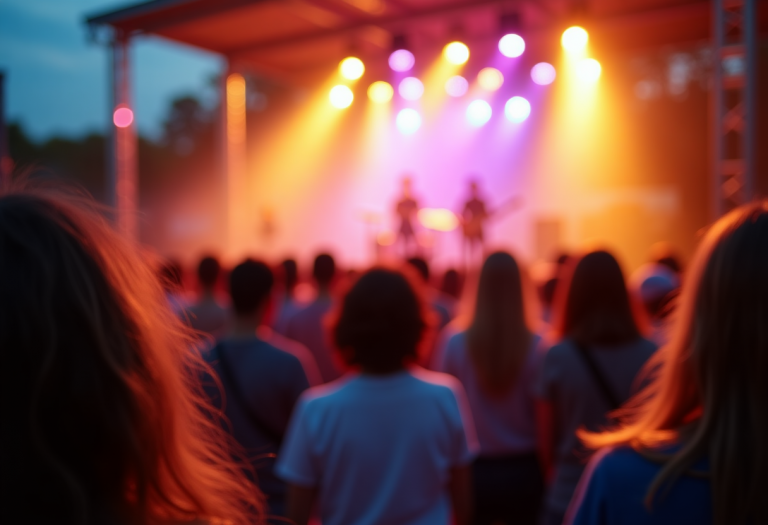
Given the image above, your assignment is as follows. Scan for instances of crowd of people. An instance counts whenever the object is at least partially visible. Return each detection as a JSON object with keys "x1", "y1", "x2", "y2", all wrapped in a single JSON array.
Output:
[{"x1": 4, "y1": 182, "x2": 767, "y2": 525}]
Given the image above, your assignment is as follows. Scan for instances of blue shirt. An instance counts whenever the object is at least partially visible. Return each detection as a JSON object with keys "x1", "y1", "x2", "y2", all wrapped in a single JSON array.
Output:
[
  {"x1": 568, "y1": 446, "x2": 712, "y2": 525},
  {"x1": 276, "y1": 367, "x2": 479, "y2": 525}
]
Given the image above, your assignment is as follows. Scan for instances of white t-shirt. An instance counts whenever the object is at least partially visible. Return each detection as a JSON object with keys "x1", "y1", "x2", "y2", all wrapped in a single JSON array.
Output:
[{"x1": 276, "y1": 366, "x2": 479, "y2": 525}]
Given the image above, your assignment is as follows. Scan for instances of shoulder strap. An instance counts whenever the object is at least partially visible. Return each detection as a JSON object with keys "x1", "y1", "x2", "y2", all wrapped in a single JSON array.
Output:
[
  {"x1": 573, "y1": 342, "x2": 621, "y2": 411},
  {"x1": 215, "y1": 343, "x2": 283, "y2": 447}
]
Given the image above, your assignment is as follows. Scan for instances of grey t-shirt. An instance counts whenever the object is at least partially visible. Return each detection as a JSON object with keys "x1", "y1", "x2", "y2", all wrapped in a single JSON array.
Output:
[{"x1": 534, "y1": 337, "x2": 656, "y2": 514}]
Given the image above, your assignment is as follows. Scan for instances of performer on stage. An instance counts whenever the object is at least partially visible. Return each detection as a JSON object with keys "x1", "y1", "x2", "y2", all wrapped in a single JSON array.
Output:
[
  {"x1": 395, "y1": 176, "x2": 420, "y2": 257},
  {"x1": 461, "y1": 180, "x2": 489, "y2": 265}
]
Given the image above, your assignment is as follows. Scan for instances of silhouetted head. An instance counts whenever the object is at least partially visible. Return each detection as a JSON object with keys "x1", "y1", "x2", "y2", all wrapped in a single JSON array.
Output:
[
  {"x1": 229, "y1": 259, "x2": 274, "y2": 316},
  {"x1": 333, "y1": 267, "x2": 428, "y2": 373},
  {"x1": 555, "y1": 250, "x2": 640, "y2": 346},
  {"x1": 406, "y1": 256, "x2": 430, "y2": 284},
  {"x1": 197, "y1": 255, "x2": 220, "y2": 289},
  {"x1": 440, "y1": 268, "x2": 462, "y2": 300},
  {"x1": 313, "y1": 253, "x2": 336, "y2": 287},
  {"x1": 280, "y1": 258, "x2": 298, "y2": 293}
]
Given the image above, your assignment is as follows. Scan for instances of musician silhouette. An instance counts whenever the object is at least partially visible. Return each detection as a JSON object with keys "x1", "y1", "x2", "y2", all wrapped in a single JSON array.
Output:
[
  {"x1": 395, "y1": 177, "x2": 420, "y2": 257},
  {"x1": 461, "y1": 179, "x2": 522, "y2": 268}
]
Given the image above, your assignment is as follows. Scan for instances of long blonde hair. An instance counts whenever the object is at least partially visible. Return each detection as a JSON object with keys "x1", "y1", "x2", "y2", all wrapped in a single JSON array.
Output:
[
  {"x1": 1, "y1": 184, "x2": 263, "y2": 524},
  {"x1": 580, "y1": 201, "x2": 768, "y2": 524},
  {"x1": 466, "y1": 252, "x2": 532, "y2": 396}
]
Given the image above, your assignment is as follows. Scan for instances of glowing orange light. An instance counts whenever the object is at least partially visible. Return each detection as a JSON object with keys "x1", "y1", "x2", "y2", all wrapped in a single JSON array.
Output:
[
  {"x1": 329, "y1": 85, "x2": 354, "y2": 108},
  {"x1": 576, "y1": 58, "x2": 602, "y2": 82},
  {"x1": 418, "y1": 208, "x2": 459, "y2": 232},
  {"x1": 339, "y1": 57, "x2": 365, "y2": 80},
  {"x1": 477, "y1": 67, "x2": 504, "y2": 91},
  {"x1": 561, "y1": 26, "x2": 588, "y2": 53},
  {"x1": 113, "y1": 106, "x2": 133, "y2": 128},
  {"x1": 443, "y1": 42, "x2": 470, "y2": 65},
  {"x1": 367, "y1": 81, "x2": 393, "y2": 103}
]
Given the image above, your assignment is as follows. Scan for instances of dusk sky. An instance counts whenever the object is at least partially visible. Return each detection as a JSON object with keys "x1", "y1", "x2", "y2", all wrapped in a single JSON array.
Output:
[{"x1": 0, "y1": 0, "x2": 223, "y2": 141}]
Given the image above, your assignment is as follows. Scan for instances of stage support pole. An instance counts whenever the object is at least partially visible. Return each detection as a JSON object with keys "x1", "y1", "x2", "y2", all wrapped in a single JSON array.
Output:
[
  {"x1": 109, "y1": 32, "x2": 138, "y2": 240},
  {"x1": 223, "y1": 68, "x2": 247, "y2": 253},
  {"x1": 711, "y1": 0, "x2": 756, "y2": 218}
]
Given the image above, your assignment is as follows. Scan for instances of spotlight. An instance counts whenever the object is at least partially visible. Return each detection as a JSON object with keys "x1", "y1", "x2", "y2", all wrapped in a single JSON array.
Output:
[
  {"x1": 329, "y1": 85, "x2": 354, "y2": 108},
  {"x1": 368, "y1": 81, "x2": 394, "y2": 103},
  {"x1": 576, "y1": 58, "x2": 601, "y2": 82},
  {"x1": 531, "y1": 62, "x2": 556, "y2": 85},
  {"x1": 339, "y1": 57, "x2": 365, "y2": 80},
  {"x1": 113, "y1": 106, "x2": 134, "y2": 128},
  {"x1": 478, "y1": 68, "x2": 504, "y2": 91},
  {"x1": 561, "y1": 26, "x2": 588, "y2": 52},
  {"x1": 445, "y1": 76, "x2": 468, "y2": 97},
  {"x1": 466, "y1": 100, "x2": 492, "y2": 127},
  {"x1": 498, "y1": 34, "x2": 525, "y2": 58},
  {"x1": 396, "y1": 108, "x2": 422, "y2": 134},
  {"x1": 505, "y1": 96, "x2": 531, "y2": 122},
  {"x1": 399, "y1": 77, "x2": 424, "y2": 101},
  {"x1": 389, "y1": 49, "x2": 415, "y2": 72},
  {"x1": 443, "y1": 41, "x2": 469, "y2": 65}
]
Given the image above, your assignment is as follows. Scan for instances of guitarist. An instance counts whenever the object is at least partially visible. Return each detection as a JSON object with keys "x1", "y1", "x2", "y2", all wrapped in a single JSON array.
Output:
[{"x1": 461, "y1": 179, "x2": 522, "y2": 268}]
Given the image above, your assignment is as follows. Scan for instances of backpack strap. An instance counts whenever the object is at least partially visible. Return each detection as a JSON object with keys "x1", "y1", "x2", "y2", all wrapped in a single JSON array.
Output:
[
  {"x1": 573, "y1": 341, "x2": 621, "y2": 411},
  {"x1": 215, "y1": 342, "x2": 283, "y2": 447}
]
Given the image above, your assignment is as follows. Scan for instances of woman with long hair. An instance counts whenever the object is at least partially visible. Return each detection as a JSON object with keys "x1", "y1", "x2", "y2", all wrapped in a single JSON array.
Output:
[
  {"x1": 436, "y1": 251, "x2": 543, "y2": 525},
  {"x1": 568, "y1": 202, "x2": 768, "y2": 525},
  {"x1": 535, "y1": 250, "x2": 656, "y2": 525},
  {"x1": 1, "y1": 185, "x2": 263, "y2": 524}
]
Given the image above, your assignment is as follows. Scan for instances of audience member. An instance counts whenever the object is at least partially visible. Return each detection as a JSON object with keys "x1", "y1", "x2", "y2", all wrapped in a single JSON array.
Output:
[
  {"x1": 273, "y1": 258, "x2": 301, "y2": 335},
  {"x1": 204, "y1": 259, "x2": 313, "y2": 517},
  {"x1": 568, "y1": 201, "x2": 768, "y2": 525},
  {"x1": 187, "y1": 255, "x2": 229, "y2": 337},
  {"x1": 286, "y1": 253, "x2": 343, "y2": 382},
  {"x1": 277, "y1": 267, "x2": 478, "y2": 525},
  {"x1": 630, "y1": 263, "x2": 680, "y2": 346},
  {"x1": 439, "y1": 268, "x2": 463, "y2": 318},
  {"x1": 535, "y1": 251, "x2": 656, "y2": 525},
  {"x1": 1, "y1": 188, "x2": 263, "y2": 524},
  {"x1": 407, "y1": 256, "x2": 452, "y2": 330},
  {"x1": 436, "y1": 252, "x2": 543, "y2": 525}
]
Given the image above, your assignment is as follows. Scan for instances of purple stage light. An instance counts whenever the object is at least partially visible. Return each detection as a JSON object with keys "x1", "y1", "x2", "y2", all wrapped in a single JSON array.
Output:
[
  {"x1": 466, "y1": 100, "x2": 492, "y2": 127},
  {"x1": 445, "y1": 75, "x2": 468, "y2": 97},
  {"x1": 389, "y1": 49, "x2": 415, "y2": 72},
  {"x1": 399, "y1": 77, "x2": 424, "y2": 101},
  {"x1": 505, "y1": 96, "x2": 531, "y2": 122},
  {"x1": 531, "y1": 62, "x2": 556, "y2": 85}
]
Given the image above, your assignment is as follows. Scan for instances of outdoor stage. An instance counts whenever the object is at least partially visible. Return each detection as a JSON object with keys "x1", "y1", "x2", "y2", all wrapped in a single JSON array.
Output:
[{"x1": 87, "y1": 0, "x2": 767, "y2": 271}]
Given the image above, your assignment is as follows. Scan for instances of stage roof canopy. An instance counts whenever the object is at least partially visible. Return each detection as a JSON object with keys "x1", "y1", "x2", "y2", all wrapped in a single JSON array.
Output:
[{"x1": 86, "y1": 0, "x2": 761, "y2": 86}]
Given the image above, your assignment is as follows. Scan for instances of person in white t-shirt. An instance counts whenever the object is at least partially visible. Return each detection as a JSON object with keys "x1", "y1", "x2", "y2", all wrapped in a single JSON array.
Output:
[{"x1": 276, "y1": 266, "x2": 478, "y2": 525}]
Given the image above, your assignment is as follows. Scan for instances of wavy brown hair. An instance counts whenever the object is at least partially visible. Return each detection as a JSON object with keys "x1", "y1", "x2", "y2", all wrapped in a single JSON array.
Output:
[
  {"x1": 1, "y1": 184, "x2": 263, "y2": 524},
  {"x1": 466, "y1": 252, "x2": 533, "y2": 396},
  {"x1": 580, "y1": 201, "x2": 768, "y2": 524}
]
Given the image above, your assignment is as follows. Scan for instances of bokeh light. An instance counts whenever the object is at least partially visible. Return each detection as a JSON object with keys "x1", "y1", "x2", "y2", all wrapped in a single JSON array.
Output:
[
  {"x1": 417, "y1": 208, "x2": 459, "y2": 232},
  {"x1": 389, "y1": 49, "x2": 415, "y2": 72},
  {"x1": 113, "y1": 106, "x2": 134, "y2": 128},
  {"x1": 443, "y1": 41, "x2": 470, "y2": 65},
  {"x1": 329, "y1": 85, "x2": 354, "y2": 108},
  {"x1": 445, "y1": 75, "x2": 468, "y2": 97},
  {"x1": 561, "y1": 26, "x2": 588, "y2": 53},
  {"x1": 531, "y1": 62, "x2": 556, "y2": 85},
  {"x1": 576, "y1": 58, "x2": 602, "y2": 82},
  {"x1": 477, "y1": 68, "x2": 504, "y2": 91},
  {"x1": 399, "y1": 77, "x2": 424, "y2": 100},
  {"x1": 396, "y1": 108, "x2": 422, "y2": 134},
  {"x1": 504, "y1": 96, "x2": 531, "y2": 122},
  {"x1": 339, "y1": 57, "x2": 365, "y2": 80},
  {"x1": 367, "y1": 81, "x2": 394, "y2": 103},
  {"x1": 498, "y1": 34, "x2": 525, "y2": 57},
  {"x1": 466, "y1": 100, "x2": 492, "y2": 127}
]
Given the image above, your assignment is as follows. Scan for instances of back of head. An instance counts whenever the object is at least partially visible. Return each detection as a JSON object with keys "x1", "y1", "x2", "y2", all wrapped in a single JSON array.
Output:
[
  {"x1": 557, "y1": 250, "x2": 640, "y2": 346},
  {"x1": 0, "y1": 188, "x2": 262, "y2": 524},
  {"x1": 312, "y1": 253, "x2": 336, "y2": 287},
  {"x1": 281, "y1": 258, "x2": 298, "y2": 292},
  {"x1": 197, "y1": 255, "x2": 221, "y2": 288},
  {"x1": 468, "y1": 252, "x2": 532, "y2": 396},
  {"x1": 441, "y1": 268, "x2": 462, "y2": 299},
  {"x1": 333, "y1": 267, "x2": 427, "y2": 373},
  {"x1": 406, "y1": 256, "x2": 430, "y2": 283},
  {"x1": 581, "y1": 202, "x2": 768, "y2": 525},
  {"x1": 229, "y1": 259, "x2": 274, "y2": 315},
  {"x1": 630, "y1": 263, "x2": 680, "y2": 319}
]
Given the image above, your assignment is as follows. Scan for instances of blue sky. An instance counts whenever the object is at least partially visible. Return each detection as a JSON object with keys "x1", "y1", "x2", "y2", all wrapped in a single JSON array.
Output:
[{"x1": 0, "y1": 0, "x2": 223, "y2": 141}]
